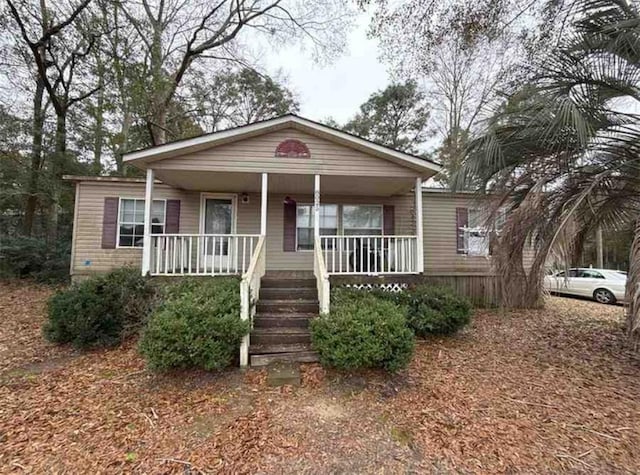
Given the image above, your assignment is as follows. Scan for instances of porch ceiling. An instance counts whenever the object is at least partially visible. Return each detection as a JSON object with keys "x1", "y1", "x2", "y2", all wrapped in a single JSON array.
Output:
[{"x1": 154, "y1": 170, "x2": 416, "y2": 196}]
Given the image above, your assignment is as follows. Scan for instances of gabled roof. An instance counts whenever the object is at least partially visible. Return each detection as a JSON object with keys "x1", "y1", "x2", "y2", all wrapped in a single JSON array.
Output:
[{"x1": 123, "y1": 114, "x2": 442, "y2": 175}]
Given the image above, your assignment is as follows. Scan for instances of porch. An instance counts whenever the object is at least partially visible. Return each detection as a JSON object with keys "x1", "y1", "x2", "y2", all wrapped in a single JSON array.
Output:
[{"x1": 140, "y1": 171, "x2": 425, "y2": 279}]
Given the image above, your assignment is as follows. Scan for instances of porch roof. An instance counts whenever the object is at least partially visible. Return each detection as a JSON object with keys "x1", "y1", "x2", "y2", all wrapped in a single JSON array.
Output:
[
  {"x1": 122, "y1": 114, "x2": 442, "y2": 177},
  {"x1": 62, "y1": 173, "x2": 419, "y2": 196},
  {"x1": 154, "y1": 171, "x2": 418, "y2": 196}
]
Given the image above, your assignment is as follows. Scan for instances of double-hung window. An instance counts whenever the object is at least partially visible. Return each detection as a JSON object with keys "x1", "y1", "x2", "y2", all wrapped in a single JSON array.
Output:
[
  {"x1": 296, "y1": 204, "x2": 338, "y2": 250},
  {"x1": 295, "y1": 204, "x2": 384, "y2": 250},
  {"x1": 118, "y1": 199, "x2": 166, "y2": 248},
  {"x1": 461, "y1": 208, "x2": 506, "y2": 256},
  {"x1": 342, "y1": 205, "x2": 383, "y2": 236},
  {"x1": 465, "y1": 208, "x2": 489, "y2": 256}
]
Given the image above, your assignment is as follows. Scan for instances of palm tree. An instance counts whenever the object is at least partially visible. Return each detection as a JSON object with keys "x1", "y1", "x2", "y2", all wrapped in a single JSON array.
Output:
[{"x1": 455, "y1": 0, "x2": 640, "y2": 347}]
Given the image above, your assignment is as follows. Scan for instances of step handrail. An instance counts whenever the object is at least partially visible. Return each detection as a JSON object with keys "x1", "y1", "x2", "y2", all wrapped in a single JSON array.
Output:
[
  {"x1": 313, "y1": 236, "x2": 330, "y2": 314},
  {"x1": 239, "y1": 235, "x2": 266, "y2": 367}
]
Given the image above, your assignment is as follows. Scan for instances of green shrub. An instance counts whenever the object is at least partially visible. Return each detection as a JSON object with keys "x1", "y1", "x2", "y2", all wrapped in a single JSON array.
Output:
[
  {"x1": 400, "y1": 285, "x2": 472, "y2": 336},
  {"x1": 138, "y1": 277, "x2": 249, "y2": 371},
  {"x1": 310, "y1": 292, "x2": 415, "y2": 372},
  {"x1": 44, "y1": 267, "x2": 156, "y2": 348}
]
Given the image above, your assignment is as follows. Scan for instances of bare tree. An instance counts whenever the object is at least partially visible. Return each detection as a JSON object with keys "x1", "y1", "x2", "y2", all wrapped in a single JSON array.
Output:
[
  {"x1": 118, "y1": 0, "x2": 350, "y2": 145},
  {"x1": 5, "y1": 0, "x2": 102, "y2": 240},
  {"x1": 426, "y1": 38, "x2": 514, "y2": 179},
  {"x1": 186, "y1": 67, "x2": 299, "y2": 132},
  {"x1": 365, "y1": 0, "x2": 569, "y2": 180}
]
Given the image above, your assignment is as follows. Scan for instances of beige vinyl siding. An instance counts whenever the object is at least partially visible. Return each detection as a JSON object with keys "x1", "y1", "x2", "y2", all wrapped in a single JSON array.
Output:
[
  {"x1": 71, "y1": 181, "x2": 200, "y2": 275},
  {"x1": 420, "y1": 193, "x2": 493, "y2": 273},
  {"x1": 151, "y1": 128, "x2": 417, "y2": 178},
  {"x1": 73, "y1": 182, "x2": 534, "y2": 276},
  {"x1": 420, "y1": 192, "x2": 535, "y2": 273},
  {"x1": 71, "y1": 183, "x2": 415, "y2": 275}
]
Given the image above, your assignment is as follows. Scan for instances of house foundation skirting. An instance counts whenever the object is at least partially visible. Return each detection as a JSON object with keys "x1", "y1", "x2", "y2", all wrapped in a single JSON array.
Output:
[{"x1": 330, "y1": 273, "x2": 501, "y2": 308}]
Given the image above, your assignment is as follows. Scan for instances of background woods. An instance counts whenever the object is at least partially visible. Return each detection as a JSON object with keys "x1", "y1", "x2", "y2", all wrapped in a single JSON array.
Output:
[{"x1": 0, "y1": 0, "x2": 349, "y2": 278}]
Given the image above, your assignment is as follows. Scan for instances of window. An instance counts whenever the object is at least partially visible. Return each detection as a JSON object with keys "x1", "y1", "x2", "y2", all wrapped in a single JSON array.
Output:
[
  {"x1": 118, "y1": 199, "x2": 166, "y2": 247},
  {"x1": 556, "y1": 269, "x2": 579, "y2": 278},
  {"x1": 342, "y1": 205, "x2": 383, "y2": 236},
  {"x1": 463, "y1": 208, "x2": 490, "y2": 256},
  {"x1": 460, "y1": 208, "x2": 507, "y2": 256},
  {"x1": 296, "y1": 204, "x2": 338, "y2": 250},
  {"x1": 578, "y1": 269, "x2": 604, "y2": 279}
]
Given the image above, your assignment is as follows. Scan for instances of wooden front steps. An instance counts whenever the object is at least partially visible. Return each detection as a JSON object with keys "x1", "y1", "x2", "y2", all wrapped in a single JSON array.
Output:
[{"x1": 250, "y1": 273, "x2": 319, "y2": 367}]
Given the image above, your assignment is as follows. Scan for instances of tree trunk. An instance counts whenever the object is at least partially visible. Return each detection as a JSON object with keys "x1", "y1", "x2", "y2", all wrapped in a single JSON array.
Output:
[
  {"x1": 150, "y1": 105, "x2": 167, "y2": 145},
  {"x1": 23, "y1": 77, "x2": 45, "y2": 236},
  {"x1": 115, "y1": 109, "x2": 132, "y2": 174},
  {"x1": 626, "y1": 218, "x2": 640, "y2": 351},
  {"x1": 92, "y1": 58, "x2": 105, "y2": 175},
  {"x1": 47, "y1": 111, "x2": 67, "y2": 244},
  {"x1": 149, "y1": 16, "x2": 168, "y2": 146},
  {"x1": 596, "y1": 226, "x2": 604, "y2": 268}
]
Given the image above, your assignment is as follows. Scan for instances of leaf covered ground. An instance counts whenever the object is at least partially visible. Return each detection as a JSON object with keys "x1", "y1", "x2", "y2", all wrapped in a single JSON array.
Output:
[{"x1": 1, "y1": 280, "x2": 639, "y2": 473}]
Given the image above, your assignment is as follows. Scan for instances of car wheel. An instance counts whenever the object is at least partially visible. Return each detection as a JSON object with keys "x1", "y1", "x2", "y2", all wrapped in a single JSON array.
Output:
[{"x1": 593, "y1": 288, "x2": 616, "y2": 305}]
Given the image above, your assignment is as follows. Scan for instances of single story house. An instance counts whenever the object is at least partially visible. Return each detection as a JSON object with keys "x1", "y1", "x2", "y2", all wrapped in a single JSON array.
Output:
[{"x1": 65, "y1": 115, "x2": 505, "y2": 366}]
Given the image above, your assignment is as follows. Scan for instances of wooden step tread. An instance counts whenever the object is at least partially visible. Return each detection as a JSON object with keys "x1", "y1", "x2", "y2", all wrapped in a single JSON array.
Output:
[
  {"x1": 254, "y1": 313, "x2": 317, "y2": 319},
  {"x1": 260, "y1": 288, "x2": 317, "y2": 300},
  {"x1": 256, "y1": 301, "x2": 319, "y2": 314},
  {"x1": 252, "y1": 327, "x2": 310, "y2": 335},
  {"x1": 253, "y1": 314, "x2": 315, "y2": 329},
  {"x1": 257, "y1": 299, "x2": 318, "y2": 304},
  {"x1": 261, "y1": 278, "x2": 316, "y2": 289},
  {"x1": 249, "y1": 343, "x2": 312, "y2": 355},
  {"x1": 251, "y1": 351, "x2": 319, "y2": 367}
]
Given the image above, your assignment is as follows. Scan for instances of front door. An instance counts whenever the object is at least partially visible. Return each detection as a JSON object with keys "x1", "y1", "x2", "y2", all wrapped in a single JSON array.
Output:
[{"x1": 201, "y1": 196, "x2": 236, "y2": 272}]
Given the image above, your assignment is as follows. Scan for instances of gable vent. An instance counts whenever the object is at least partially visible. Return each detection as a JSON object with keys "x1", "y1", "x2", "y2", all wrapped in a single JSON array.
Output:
[{"x1": 275, "y1": 139, "x2": 310, "y2": 158}]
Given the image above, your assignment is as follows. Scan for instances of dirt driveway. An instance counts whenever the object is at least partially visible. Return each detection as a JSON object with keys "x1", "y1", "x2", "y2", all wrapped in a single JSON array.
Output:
[{"x1": 1, "y1": 280, "x2": 639, "y2": 473}]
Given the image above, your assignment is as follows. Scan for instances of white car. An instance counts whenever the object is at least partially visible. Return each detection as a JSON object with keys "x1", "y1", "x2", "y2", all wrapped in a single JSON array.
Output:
[{"x1": 544, "y1": 268, "x2": 627, "y2": 304}]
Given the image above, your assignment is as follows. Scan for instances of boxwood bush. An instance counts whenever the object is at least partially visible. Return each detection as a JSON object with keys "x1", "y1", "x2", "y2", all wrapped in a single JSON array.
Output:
[
  {"x1": 138, "y1": 277, "x2": 249, "y2": 371},
  {"x1": 44, "y1": 267, "x2": 156, "y2": 348},
  {"x1": 310, "y1": 290, "x2": 415, "y2": 372},
  {"x1": 400, "y1": 285, "x2": 472, "y2": 336}
]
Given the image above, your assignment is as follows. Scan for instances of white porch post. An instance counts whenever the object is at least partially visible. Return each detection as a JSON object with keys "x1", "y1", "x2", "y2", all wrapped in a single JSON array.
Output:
[
  {"x1": 415, "y1": 176, "x2": 424, "y2": 273},
  {"x1": 314, "y1": 174, "x2": 321, "y2": 238},
  {"x1": 141, "y1": 168, "x2": 154, "y2": 276},
  {"x1": 261, "y1": 172, "x2": 268, "y2": 235}
]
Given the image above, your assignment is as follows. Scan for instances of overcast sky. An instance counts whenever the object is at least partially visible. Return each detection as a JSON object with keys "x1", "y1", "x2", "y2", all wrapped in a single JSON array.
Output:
[{"x1": 263, "y1": 12, "x2": 390, "y2": 124}]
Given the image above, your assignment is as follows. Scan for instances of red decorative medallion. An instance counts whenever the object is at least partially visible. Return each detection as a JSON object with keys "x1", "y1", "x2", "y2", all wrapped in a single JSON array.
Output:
[{"x1": 275, "y1": 139, "x2": 310, "y2": 158}]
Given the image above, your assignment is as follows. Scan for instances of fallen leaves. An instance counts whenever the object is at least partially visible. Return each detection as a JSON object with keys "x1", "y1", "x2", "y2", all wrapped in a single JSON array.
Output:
[{"x1": 1, "y1": 280, "x2": 639, "y2": 473}]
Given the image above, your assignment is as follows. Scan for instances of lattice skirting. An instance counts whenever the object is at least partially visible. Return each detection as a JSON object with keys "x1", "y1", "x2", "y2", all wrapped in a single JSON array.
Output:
[
  {"x1": 330, "y1": 274, "x2": 500, "y2": 307},
  {"x1": 341, "y1": 282, "x2": 408, "y2": 293}
]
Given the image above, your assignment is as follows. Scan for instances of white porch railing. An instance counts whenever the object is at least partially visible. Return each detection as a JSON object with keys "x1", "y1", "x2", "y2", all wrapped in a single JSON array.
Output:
[
  {"x1": 319, "y1": 235, "x2": 419, "y2": 275},
  {"x1": 313, "y1": 236, "x2": 330, "y2": 314},
  {"x1": 239, "y1": 235, "x2": 266, "y2": 367},
  {"x1": 150, "y1": 234, "x2": 261, "y2": 276}
]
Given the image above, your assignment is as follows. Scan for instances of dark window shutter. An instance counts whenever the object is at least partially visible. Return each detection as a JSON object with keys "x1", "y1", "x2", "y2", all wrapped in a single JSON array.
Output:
[
  {"x1": 102, "y1": 197, "x2": 119, "y2": 249},
  {"x1": 455, "y1": 207, "x2": 468, "y2": 254},
  {"x1": 283, "y1": 199, "x2": 297, "y2": 252},
  {"x1": 383, "y1": 205, "x2": 395, "y2": 235},
  {"x1": 165, "y1": 200, "x2": 180, "y2": 233}
]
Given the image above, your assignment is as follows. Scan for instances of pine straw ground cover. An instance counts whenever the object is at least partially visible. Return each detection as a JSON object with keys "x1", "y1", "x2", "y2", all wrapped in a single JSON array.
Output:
[{"x1": 1, "y1": 280, "x2": 640, "y2": 474}]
